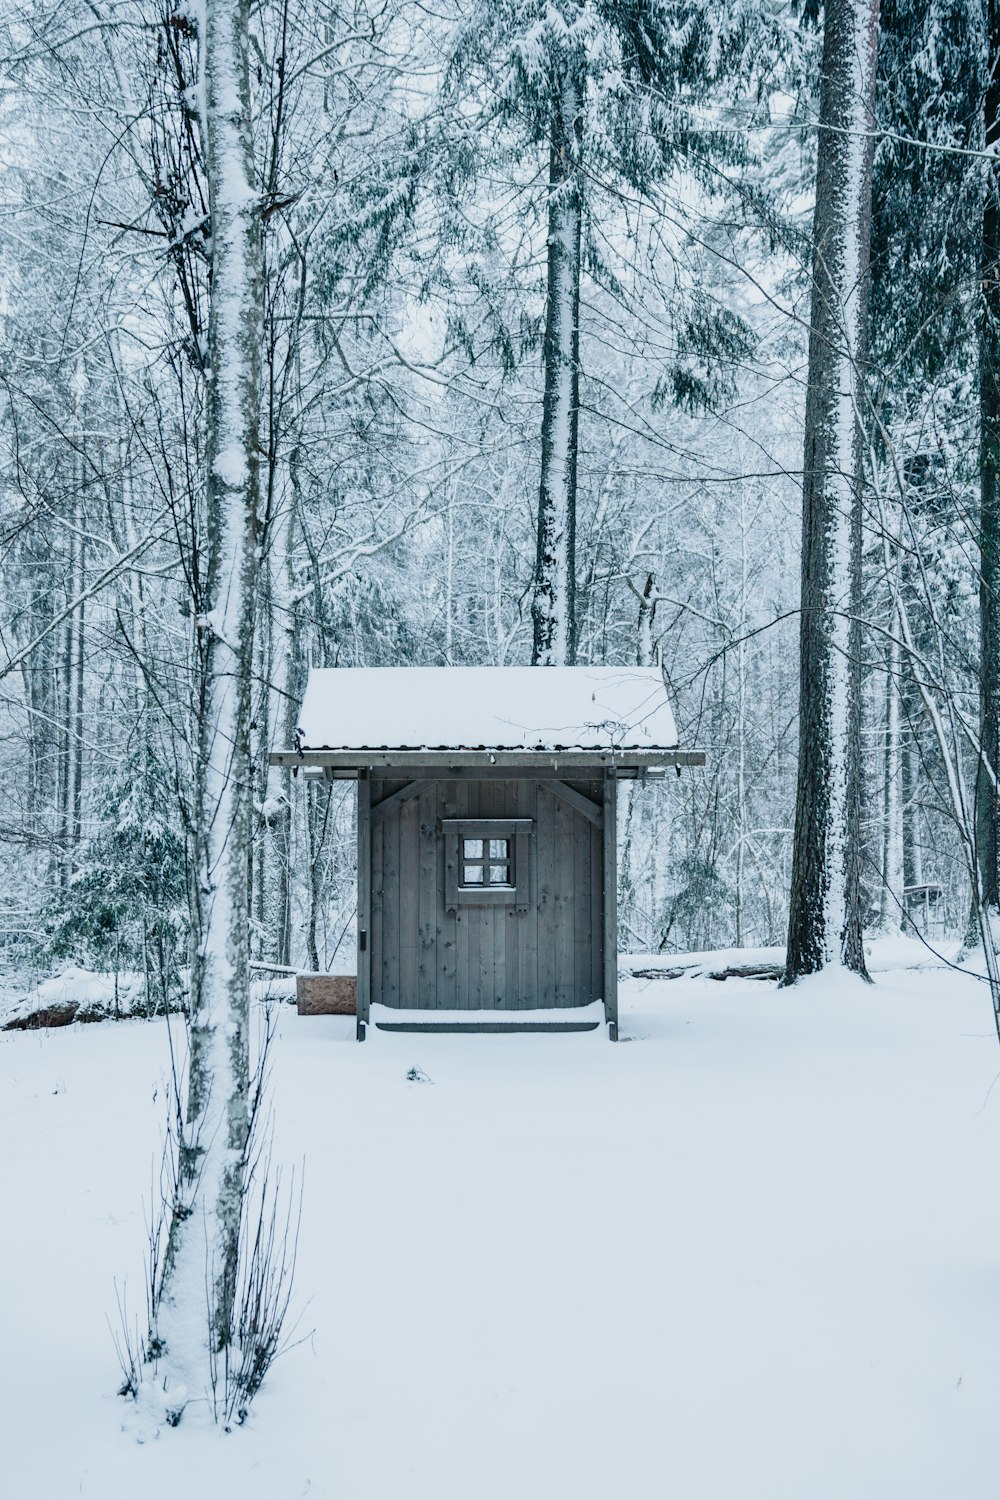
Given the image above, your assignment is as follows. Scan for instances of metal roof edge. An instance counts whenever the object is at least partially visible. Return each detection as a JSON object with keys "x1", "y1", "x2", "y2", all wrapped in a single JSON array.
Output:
[{"x1": 269, "y1": 748, "x2": 705, "y2": 770}]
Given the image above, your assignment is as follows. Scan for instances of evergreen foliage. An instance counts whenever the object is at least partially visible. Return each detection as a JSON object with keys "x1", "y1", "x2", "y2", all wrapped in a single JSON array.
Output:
[
  {"x1": 40, "y1": 746, "x2": 187, "y2": 1007},
  {"x1": 870, "y1": 0, "x2": 980, "y2": 387}
]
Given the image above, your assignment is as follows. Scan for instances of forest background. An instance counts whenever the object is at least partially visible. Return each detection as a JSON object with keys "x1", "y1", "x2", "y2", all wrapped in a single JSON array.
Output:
[{"x1": 0, "y1": 0, "x2": 986, "y2": 1002}]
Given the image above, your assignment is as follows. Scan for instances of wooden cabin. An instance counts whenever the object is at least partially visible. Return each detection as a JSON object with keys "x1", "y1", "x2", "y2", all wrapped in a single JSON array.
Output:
[{"x1": 270, "y1": 666, "x2": 702, "y2": 1039}]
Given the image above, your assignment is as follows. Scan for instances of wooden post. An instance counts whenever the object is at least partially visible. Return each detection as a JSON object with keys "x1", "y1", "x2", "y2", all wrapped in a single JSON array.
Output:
[
  {"x1": 603, "y1": 769, "x2": 618, "y2": 1040},
  {"x1": 357, "y1": 771, "x2": 371, "y2": 1040}
]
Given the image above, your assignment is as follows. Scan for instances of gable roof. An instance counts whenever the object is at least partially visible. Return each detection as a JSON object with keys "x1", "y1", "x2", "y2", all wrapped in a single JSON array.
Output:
[{"x1": 296, "y1": 666, "x2": 679, "y2": 754}]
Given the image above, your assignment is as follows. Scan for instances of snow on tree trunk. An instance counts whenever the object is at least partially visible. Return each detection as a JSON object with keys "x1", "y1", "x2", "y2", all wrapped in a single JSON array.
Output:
[
  {"x1": 264, "y1": 461, "x2": 301, "y2": 967},
  {"x1": 977, "y1": 0, "x2": 1000, "y2": 915},
  {"x1": 784, "y1": 0, "x2": 879, "y2": 981},
  {"x1": 152, "y1": 0, "x2": 262, "y2": 1420},
  {"x1": 531, "y1": 63, "x2": 581, "y2": 667}
]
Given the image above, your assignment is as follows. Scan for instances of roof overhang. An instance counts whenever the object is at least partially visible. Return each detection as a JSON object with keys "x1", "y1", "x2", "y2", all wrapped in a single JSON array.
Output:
[
  {"x1": 290, "y1": 665, "x2": 685, "y2": 756},
  {"x1": 268, "y1": 748, "x2": 705, "y2": 777}
]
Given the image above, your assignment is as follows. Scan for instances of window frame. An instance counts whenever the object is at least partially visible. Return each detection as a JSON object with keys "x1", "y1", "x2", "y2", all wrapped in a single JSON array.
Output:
[
  {"x1": 461, "y1": 834, "x2": 514, "y2": 889},
  {"x1": 441, "y1": 818, "x2": 533, "y2": 913}
]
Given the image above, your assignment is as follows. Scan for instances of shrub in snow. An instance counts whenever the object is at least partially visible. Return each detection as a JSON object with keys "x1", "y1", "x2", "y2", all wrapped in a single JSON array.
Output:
[
  {"x1": 124, "y1": 1008, "x2": 304, "y2": 1427},
  {"x1": 657, "y1": 855, "x2": 735, "y2": 953},
  {"x1": 39, "y1": 749, "x2": 187, "y2": 1015}
]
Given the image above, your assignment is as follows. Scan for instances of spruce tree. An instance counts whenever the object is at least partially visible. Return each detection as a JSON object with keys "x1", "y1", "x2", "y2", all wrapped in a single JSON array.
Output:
[
  {"x1": 784, "y1": 0, "x2": 880, "y2": 981},
  {"x1": 443, "y1": 0, "x2": 783, "y2": 663}
]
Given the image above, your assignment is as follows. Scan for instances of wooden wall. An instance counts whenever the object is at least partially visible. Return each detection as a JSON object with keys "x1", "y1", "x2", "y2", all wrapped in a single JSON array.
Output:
[{"x1": 369, "y1": 777, "x2": 604, "y2": 1010}]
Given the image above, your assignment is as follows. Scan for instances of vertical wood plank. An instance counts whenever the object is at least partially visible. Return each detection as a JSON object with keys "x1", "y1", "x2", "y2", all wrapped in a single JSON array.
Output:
[
  {"x1": 398, "y1": 794, "x2": 419, "y2": 1005},
  {"x1": 356, "y1": 773, "x2": 372, "y2": 1037},
  {"x1": 553, "y1": 791, "x2": 575, "y2": 1006},
  {"x1": 573, "y1": 799, "x2": 591, "y2": 1002},
  {"x1": 490, "y1": 790, "x2": 507, "y2": 1007},
  {"x1": 455, "y1": 780, "x2": 472, "y2": 1009},
  {"x1": 603, "y1": 771, "x2": 618, "y2": 1036},
  {"x1": 438, "y1": 781, "x2": 458, "y2": 1009},
  {"x1": 370, "y1": 778, "x2": 383, "y2": 1007},
  {"x1": 514, "y1": 823, "x2": 530, "y2": 913},
  {"x1": 468, "y1": 781, "x2": 487, "y2": 1007},
  {"x1": 506, "y1": 781, "x2": 520, "y2": 1007},
  {"x1": 590, "y1": 802, "x2": 603, "y2": 1001},
  {"x1": 516, "y1": 780, "x2": 538, "y2": 1010},
  {"x1": 417, "y1": 784, "x2": 437, "y2": 1008},
  {"x1": 444, "y1": 828, "x2": 458, "y2": 913},
  {"x1": 536, "y1": 783, "x2": 555, "y2": 1006},
  {"x1": 382, "y1": 790, "x2": 400, "y2": 1008}
]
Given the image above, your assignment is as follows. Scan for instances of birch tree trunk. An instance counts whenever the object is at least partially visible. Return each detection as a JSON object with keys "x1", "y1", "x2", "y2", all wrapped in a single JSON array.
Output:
[
  {"x1": 531, "y1": 63, "x2": 582, "y2": 667},
  {"x1": 152, "y1": 0, "x2": 262, "y2": 1421},
  {"x1": 977, "y1": 0, "x2": 1000, "y2": 918},
  {"x1": 784, "y1": 0, "x2": 879, "y2": 981}
]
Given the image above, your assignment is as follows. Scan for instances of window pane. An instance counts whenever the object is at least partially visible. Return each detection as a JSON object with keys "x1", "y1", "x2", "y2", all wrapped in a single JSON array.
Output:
[
  {"x1": 464, "y1": 839, "x2": 483, "y2": 858},
  {"x1": 464, "y1": 865, "x2": 484, "y2": 884},
  {"x1": 489, "y1": 865, "x2": 511, "y2": 885},
  {"x1": 489, "y1": 838, "x2": 509, "y2": 859}
]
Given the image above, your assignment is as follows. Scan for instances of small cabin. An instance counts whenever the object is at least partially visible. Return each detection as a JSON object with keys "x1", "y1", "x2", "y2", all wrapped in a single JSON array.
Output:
[{"x1": 270, "y1": 666, "x2": 702, "y2": 1039}]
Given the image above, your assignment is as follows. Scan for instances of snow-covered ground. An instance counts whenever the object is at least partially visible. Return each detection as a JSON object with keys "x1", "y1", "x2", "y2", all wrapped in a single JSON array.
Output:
[{"x1": 2, "y1": 961, "x2": 999, "y2": 1498}]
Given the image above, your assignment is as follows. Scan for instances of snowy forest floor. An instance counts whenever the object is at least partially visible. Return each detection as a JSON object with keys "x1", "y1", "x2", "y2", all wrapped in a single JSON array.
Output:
[{"x1": 2, "y1": 957, "x2": 999, "y2": 1498}]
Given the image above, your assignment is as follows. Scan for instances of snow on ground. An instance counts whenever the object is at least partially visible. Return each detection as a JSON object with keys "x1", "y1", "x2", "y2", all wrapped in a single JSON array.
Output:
[{"x1": 2, "y1": 963, "x2": 999, "y2": 1498}]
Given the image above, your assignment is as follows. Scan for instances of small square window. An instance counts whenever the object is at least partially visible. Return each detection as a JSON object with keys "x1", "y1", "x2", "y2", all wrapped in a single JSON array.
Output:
[
  {"x1": 460, "y1": 835, "x2": 512, "y2": 890},
  {"x1": 443, "y1": 820, "x2": 532, "y2": 911}
]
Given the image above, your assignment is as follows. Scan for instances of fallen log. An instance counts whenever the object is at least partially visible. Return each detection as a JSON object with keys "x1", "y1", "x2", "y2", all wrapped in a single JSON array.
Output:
[{"x1": 627, "y1": 961, "x2": 783, "y2": 984}]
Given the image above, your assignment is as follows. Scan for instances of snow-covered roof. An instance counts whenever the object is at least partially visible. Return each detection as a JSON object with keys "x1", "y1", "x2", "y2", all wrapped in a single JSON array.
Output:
[{"x1": 297, "y1": 666, "x2": 679, "y2": 753}]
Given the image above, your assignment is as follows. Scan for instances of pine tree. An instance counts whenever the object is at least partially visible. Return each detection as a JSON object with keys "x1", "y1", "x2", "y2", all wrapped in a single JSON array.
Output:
[
  {"x1": 443, "y1": 0, "x2": 783, "y2": 664},
  {"x1": 784, "y1": 0, "x2": 880, "y2": 981},
  {"x1": 870, "y1": 0, "x2": 990, "y2": 932},
  {"x1": 41, "y1": 743, "x2": 186, "y2": 1010}
]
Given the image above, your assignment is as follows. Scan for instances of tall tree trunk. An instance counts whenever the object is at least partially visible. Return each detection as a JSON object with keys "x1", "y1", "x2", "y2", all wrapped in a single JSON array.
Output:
[
  {"x1": 262, "y1": 459, "x2": 301, "y2": 967},
  {"x1": 70, "y1": 490, "x2": 86, "y2": 856},
  {"x1": 901, "y1": 699, "x2": 922, "y2": 890},
  {"x1": 531, "y1": 63, "x2": 582, "y2": 667},
  {"x1": 152, "y1": 0, "x2": 262, "y2": 1421},
  {"x1": 784, "y1": 0, "x2": 879, "y2": 982},
  {"x1": 881, "y1": 633, "x2": 905, "y2": 930},
  {"x1": 56, "y1": 532, "x2": 77, "y2": 889},
  {"x1": 977, "y1": 0, "x2": 1000, "y2": 917}
]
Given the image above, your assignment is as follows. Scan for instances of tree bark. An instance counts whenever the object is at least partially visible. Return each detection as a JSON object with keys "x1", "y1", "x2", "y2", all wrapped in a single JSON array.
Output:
[
  {"x1": 264, "y1": 459, "x2": 301, "y2": 968},
  {"x1": 784, "y1": 0, "x2": 879, "y2": 982},
  {"x1": 881, "y1": 632, "x2": 905, "y2": 930},
  {"x1": 152, "y1": 0, "x2": 262, "y2": 1420},
  {"x1": 977, "y1": 0, "x2": 1000, "y2": 915},
  {"x1": 531, "y1": 63, "x2": 582, "y2": 667}
]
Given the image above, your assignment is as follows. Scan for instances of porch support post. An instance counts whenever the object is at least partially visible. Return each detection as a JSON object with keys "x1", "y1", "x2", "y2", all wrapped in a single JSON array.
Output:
[
  {"x1": 357, "y1": 771, "x2": 372, "y2": 1040},
  {"x1": 603, "y1": 768, "x2": 618, "y2": 1040}
]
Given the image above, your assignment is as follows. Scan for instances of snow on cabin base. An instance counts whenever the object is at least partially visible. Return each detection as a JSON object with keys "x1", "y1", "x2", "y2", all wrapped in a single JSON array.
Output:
[
  {"x1": 1, "y1": 963, "x2": 999, "y2": 1499},
  {"x1": 369, "y1": 1000, "x2": 604, "y2": 1030}
]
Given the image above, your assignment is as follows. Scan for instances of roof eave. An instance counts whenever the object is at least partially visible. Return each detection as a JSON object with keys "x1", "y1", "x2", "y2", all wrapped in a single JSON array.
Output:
[{"x1": 268, "y1": 747, "x2": 705, "y2": 772}]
